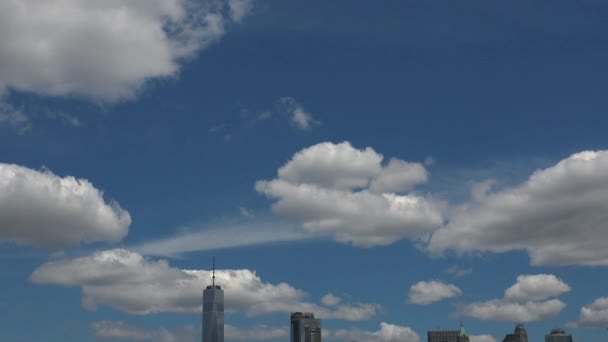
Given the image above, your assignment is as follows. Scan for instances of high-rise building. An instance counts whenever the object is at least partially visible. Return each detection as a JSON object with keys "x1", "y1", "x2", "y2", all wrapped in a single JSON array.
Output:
[
  {"x1": 502, "y1": 324, "x2": 528, "y2": 342},
  {"x1": 427, "y1": 322, "x2": 470, "y2": 342},
  {"x1": 202, "y1": 258, "x2": 224, "y2": 342},
  {"x1": 545, "y1": 328, "x2": 573, "y2": 342},
  {"x1": 291, "y1": 312, "x2": 322, "y2": 342}
]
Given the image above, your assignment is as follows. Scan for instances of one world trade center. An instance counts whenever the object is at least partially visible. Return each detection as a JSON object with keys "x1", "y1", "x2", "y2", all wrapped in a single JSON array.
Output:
[{"x1": 202, "y1": 257, "x2": 224, "y2": 342}]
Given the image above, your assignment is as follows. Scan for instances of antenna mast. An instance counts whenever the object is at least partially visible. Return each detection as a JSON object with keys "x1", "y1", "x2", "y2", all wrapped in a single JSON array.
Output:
[{"x1": 212, "y1": 256, "x2": 216, "y2": 287}]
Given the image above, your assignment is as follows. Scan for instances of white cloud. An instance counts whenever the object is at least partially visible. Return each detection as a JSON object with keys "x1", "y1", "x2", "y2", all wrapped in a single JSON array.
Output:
[
  {"x1": 446, "y1": 266, "x2": 472, "y2": 277},
  {"x1": 331, "y1": 322, "x2": 420, "y2": 342},
  {"x1": 460, "y1": 274, "x2": 568, "y2": 322},
  {"x1": 92, "y1": 321, "x2": 179, "y2": 342},
  {"x1": 277, "y1": 97, "x2": 318, "y2": 130},
  {"x1": 463, "y1": 299, "x2": 565, "y2": 322},
  {"x1": 504, "y1": 274, "x2": 570, "y2": 301},
  {"x1": 46, "y1": 111, "x2": 83, "y2": 127},
  {"x1": 408, "y1": 280, "x2": 462, "y2": 305},
  {"x1": 30, "y1": 249, "x2": 300, "y2": 315},
  {"x1": 239, "y1": 207, "x2": 254, "y2": 217},
  {"x1": 322, "y1": 293, "x2": 342, "y2": 306},
  {"x1": 0, "y1": 0, "x2": 252, "y2": 102},
  {"x1": 0, "y1": 102, "x2": 31, "y2": 134},
  {"x1": 292, "y1": 108, "x2": 314, "y2": 129},
  {"x1": 276, "y1": 142, "x2": 383, "y2": 190},
  {"x1": 132, "y1": 221, "x2": 310, "y2": 257},
  {"x1": 470, "y1": 179, "x2": 496, "y2": 202},
  {"x1": 228, "y1": 0, "x2": 254, "y2": 23},
  {"x1": 92, "y1": 322, "x2": 286, "y2": 342},
  {"x1": 576, "y1": 297, "x2": 608, "y2": 327},
  {"x1": 428, "y1": 150, "x2": 608, "y2": 266},
  {"x1": 256, "y1": 142, "x2": 443, "y2": 247},
  {"x1": 93, "y1": 321, "x2": 149, "y2": 340},
  {"x1": 251, "y1": 97, "x2": 317, "y2": 130},
  {"x1": 225, "y1": 324, "x2": 289, "y2": 340},
  {"x1": 30, "y1": 248, "x2": 378, "y2": 320},
  {"x1": 469, "y1": 335, "x2": 497, "y2": 342},
  {"x1": 369, "y1": 159, "x2": 428, "y2": 193},
  {"x1": 0, "y1": 164, "x2": 130, "y2": 248},
  {"x1": 252, "y1": 298, "x2": 379, "y2": 321}
]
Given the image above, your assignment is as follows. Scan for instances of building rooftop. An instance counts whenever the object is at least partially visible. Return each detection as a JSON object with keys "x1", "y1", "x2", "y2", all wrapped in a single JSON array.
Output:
[{"x1": 549, "y1": 328, "x2": 568, "y2": 335}]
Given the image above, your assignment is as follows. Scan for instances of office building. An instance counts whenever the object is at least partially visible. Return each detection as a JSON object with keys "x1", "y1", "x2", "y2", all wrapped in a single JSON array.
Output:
[
  {"x1": 502, "y1": 324, "x2": 528, "y2": 342},
  {"x1": 427, "y1": 322, "x2": 470, "y2": 342},
  {"x1": 545, "y1": 328, "x2": 573, "y2": 342},
  {"x1": 291, "y1": 312, "x2": 322, "y2": 342},
  {"x1": 202, "y1": 258, "x2": 224, "y2": 342}
]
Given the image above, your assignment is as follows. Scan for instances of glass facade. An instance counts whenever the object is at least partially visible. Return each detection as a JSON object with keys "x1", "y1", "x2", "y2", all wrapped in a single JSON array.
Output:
[
  {"x1": 291, "y1": 312, "x2": 322, "y2": 342},
  {"x1": 202, "y1": 285, "x2": 224, "y2": 342},
  {"x1": 427, "y1": 330, "x2": 470, "y2": 342},
  {"x1": 427, "y1": 330, "x2": 460, "y2": 342}
]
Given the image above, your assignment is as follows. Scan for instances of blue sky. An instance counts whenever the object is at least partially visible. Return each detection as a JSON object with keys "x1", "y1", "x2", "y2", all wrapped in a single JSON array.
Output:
[{"x1": 1, "y1": 1, "x2": 608, "y2": 341}]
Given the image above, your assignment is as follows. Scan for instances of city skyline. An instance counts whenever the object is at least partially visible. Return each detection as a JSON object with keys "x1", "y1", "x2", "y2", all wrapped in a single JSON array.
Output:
[{"x1": 2, "y1": 0, "x2": 608, "y2": 341}]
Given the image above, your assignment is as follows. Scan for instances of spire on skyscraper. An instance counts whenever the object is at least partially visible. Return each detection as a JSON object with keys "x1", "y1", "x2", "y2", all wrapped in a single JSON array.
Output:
[
  {"x1": 459, "y1": 321, "x2": 467, "y2": 337},
  {"x1": 202, "y1": 256, "x2": 223, "y2": 342}
]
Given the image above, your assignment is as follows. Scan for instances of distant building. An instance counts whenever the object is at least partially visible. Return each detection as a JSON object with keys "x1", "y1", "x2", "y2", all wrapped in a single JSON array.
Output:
[
  {"x1": 502, "y1": 324, "x2": 528, "y2": 342},
  {"x1": 202, "y1": 258, "x2": 224, "y2": 342},
  {"x1": 291, "y1": 312, "x2": 322, "y2": 342},
  {"x1": 427, "y1": 322, "x2": 470, "y2": 342},
  {"x1": 545, "y1": 328, "x2": 573, "y2": 342}
]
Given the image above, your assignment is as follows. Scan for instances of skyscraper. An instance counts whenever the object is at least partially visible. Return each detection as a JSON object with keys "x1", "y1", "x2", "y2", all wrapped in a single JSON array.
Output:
[
  {"x1": 291, "y1": 312, "x2": 322, "y2": 342},
  {"x1": 202, "y1": 257, "x2": 224, "y2": 342},
  {"x1": 502, "y1": 324, "x2": 528, "y2": 342},
  {"x1": 427, "y1": 322, "x2": 470, "y2": 342},
  {"x1": 545, "y1": 328, "x2": 573, "y2": 342}
]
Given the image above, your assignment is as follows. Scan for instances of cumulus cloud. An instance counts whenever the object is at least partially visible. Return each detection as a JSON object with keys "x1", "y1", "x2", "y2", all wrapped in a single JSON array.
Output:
[
  {"x1": 504, "y1": 274, "x2": 570, "y2": 301},
  {"x1": 464, "y1": 299, "x2": 565, "y2": 322},
  {"x1": 276, "y1": 142, "x2": 383, "y2": 190},
  {"x1": 575, "y1": 297, "x2": 608, "y2": 327},
  {"x1": 322, "y1": 293, "x2": 342, "y2": 306},
  {"x1": 369, "y1": 159, "x2": 428, "y2": 194},
  {"x1": 408, "y1": 280, "x2": 462, "y2": 305},
  {"x1": 132, "y1": 221, "x2": 309, "y2": 257},
  {"x1": 428, "y1": 150, "x2": 608, "y2": 266},
  {"x1": 276, "y1": 97, "x2": 318, "y2": 130},
  {"x1": 460, "y1": 274, "x2": 568, "y2": 322},
  {"x1": 226, "y1": 324, "x2": 289, "y2": 340},
  {"x1": 0, "y1": 102, "x2": 31, "y2": 134},
  {"x1": 93, "y1": 321, "x2": 287, "y2": 342},
  {"x1": 0, "y1": 0, "x2": 252, "y2": 102},
  {"x1": 30, "y1": 249, "x2": 378, "y2": 320},
  {"x1": 0, "y1": 163, "x2": 130, "y2": 248},
  {"x1": 252, "y1": 298, "x2": 379, "y2": 321},
  {"x1": 256, "y1": 142, "x2": 443, "y2": 247},
  {"x1": 92, "y1": 321, "x2": 180, "y2": 342},
  {"x1": 331, "y1": 322, "x2": 420, "y2": 342}
]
